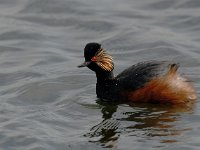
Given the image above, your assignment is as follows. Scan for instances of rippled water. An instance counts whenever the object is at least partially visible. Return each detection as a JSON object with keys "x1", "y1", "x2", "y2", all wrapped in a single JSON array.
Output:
[{"x1": 0, "y1": 0, "x2": 200, "y2": 150}]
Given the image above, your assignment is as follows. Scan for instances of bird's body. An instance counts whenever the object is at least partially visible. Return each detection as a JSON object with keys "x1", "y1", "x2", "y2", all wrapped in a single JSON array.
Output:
[{"x1": 78, "y1": 43, "x2": 196, "y2": 104}]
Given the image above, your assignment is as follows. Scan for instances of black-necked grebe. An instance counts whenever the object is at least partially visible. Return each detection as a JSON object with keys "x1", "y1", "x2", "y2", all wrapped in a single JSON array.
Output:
[{"x1": 78, "y1": 43, "x2": 196, "y2": 104}]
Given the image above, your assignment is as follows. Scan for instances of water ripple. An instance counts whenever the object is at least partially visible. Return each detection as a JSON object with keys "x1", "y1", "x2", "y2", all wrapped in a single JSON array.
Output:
[{"x1": 0, "y1": 0, "x2": 200, "y2": 150}]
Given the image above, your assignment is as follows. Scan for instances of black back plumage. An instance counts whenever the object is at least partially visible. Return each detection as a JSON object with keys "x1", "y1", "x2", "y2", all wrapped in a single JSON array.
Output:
[{"x1": 116, "y1": 61, "x2": 177, "y2": 91}]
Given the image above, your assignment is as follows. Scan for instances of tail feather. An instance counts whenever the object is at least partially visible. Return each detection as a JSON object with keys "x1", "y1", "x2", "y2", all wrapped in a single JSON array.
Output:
[{"x1": 167, "y1": 63, "x2": 179, "y2": 75}]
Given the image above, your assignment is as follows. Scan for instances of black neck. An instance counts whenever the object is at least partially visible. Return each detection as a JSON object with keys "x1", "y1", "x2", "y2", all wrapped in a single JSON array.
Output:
[{"x1": 95, "y1": 71, "x2": 114, "y2": 84}]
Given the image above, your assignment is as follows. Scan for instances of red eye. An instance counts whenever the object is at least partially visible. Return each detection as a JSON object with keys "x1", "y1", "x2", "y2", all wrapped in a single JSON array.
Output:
[{"x1": 91, "y1": 56, "x2": 97, "y2": 62}]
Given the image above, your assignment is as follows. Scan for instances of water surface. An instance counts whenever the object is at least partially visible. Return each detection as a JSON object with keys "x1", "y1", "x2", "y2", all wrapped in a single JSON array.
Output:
[{"x1": 0, "y1": 0, "x2": 200, "y2": 150}]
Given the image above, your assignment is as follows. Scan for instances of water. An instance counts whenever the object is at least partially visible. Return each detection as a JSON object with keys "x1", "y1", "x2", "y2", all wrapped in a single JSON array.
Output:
[{"x1": 0, "y1": 0, "x2": 200, "y2": 150}]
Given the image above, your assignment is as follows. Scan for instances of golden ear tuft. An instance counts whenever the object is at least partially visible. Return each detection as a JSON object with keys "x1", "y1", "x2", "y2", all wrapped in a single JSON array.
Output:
[{"x1": 94, "y1": 48, "x2": 114, "y2": 72}]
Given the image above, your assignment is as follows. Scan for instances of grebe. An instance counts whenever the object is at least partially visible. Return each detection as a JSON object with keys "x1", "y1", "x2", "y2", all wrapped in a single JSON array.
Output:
[{"x1": 78, "y1": 43, "x2": 196, "y2": 104}]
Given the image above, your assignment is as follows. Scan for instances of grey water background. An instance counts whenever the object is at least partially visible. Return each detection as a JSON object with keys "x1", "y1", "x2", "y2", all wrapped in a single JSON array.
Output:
[{"x1": 0, "y1": 0, "x2": 200, "y2": 150}]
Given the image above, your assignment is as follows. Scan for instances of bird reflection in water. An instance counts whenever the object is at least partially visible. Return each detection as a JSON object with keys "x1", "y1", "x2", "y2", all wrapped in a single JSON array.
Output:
[{"x1": 84, "y1": 100, "x2": 195, "y2": 148}]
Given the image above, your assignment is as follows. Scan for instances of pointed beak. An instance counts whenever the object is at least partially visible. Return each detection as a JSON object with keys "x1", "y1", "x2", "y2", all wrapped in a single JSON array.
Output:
[{"x1": 77, "y1": 61, "x2": 91, "y2": 68}]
